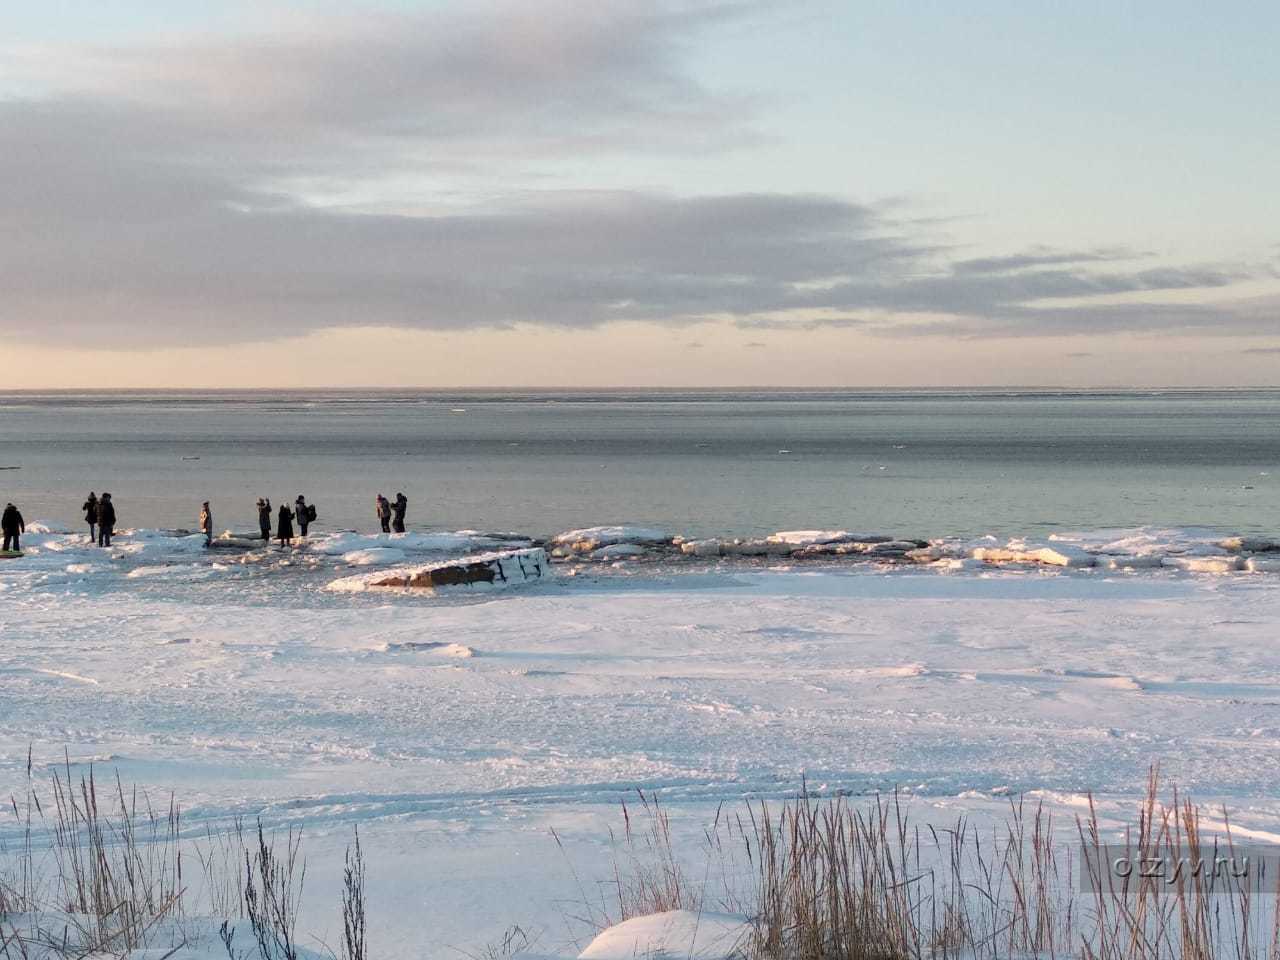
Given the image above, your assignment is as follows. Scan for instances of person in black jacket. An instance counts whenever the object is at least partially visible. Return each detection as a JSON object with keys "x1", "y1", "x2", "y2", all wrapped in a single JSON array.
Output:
[
  {"x1": 98, "y1": 493, "x2": 116, "y2": 547},
  {"x1": 257, "y1": 498, "x2": 272, "y2": 540},
  {"x1": 1, "y1": 503, "x2": 24, "y2": 552},
  {"x1": 375, "y1": 494, "x2": 391, "y2": 533},
  {"x1": 83, "y1": 492, "x2": 99, "y2": 544},
  {"x1": 199, "y1": 501, "x2": 213, "y2": 546},
  {"x1": 277, "y1": 503, "x2": 295, "y2": 547},
  {"x1": 295, "y1": 495, "x2": 310, "y2": 537},
  {"x1": 392, "y1": 492, "x2": 408, "y2": 533}
]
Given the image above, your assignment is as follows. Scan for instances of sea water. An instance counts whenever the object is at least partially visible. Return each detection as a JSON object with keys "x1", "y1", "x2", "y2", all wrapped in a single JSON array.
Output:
[{"x1": 1, "y1": 388, "x2": 1277, "y2": 540}]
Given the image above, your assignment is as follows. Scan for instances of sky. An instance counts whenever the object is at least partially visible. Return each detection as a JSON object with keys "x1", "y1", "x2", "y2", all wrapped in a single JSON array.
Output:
[{"x1": 2, "y1": 0, "x2": 1278, "y2": 388}]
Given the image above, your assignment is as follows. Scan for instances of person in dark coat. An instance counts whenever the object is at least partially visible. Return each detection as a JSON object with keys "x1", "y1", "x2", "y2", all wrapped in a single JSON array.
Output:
[
  {"x1": 98, "y1": 493, "x2": 116, "y2": 547},
  {"x1": 277, "y1": 503, "x2": 295, "y2": 547},
  {"x1": 392, "y1": 492, "x2": 408, "y2": 533},
  {"x1": 295, "y1": 495, "x2": 310, "y2": 537},
  {"x1": 82, "y1": 492, "x2": 99, "y2": 544},
  {"x1": 375, "y1": 494, "x2": 391, "y2": 533},
  {"x1": 1, "y1": 503, "x2": 24, "y2": 553},
  {"x1": 199, "y1": 501, "x2": 213, "y2": 546},
  {"x1": 257, "y1": 498, "x2": 272, "y2": 540}
]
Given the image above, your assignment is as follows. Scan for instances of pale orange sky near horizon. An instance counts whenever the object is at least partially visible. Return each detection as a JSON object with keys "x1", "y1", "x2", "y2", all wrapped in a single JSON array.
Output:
[{"x1": 7, "y1": 323, "x2": 1280, "y2": 391}]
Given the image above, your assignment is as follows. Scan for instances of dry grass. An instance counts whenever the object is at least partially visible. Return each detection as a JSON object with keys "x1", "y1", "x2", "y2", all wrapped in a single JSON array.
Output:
[
  {"x1": 599, "y1": 770, "x2": 1280, "y2": 960},
  {"x1": 1, "y1": 758, "x2": 366, "y2": 960}
]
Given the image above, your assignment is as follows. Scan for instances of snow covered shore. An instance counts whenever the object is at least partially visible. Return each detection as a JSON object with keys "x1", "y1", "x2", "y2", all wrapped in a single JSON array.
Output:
[{"x1": 5, "y1": 524, "x2": 1280, "y2": 955}]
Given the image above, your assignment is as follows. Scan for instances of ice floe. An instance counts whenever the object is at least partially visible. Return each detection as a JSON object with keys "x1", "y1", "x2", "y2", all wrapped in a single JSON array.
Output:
[
  {"x1": 549, "y1": 525, "x2": 670, "y2": 554},
  {"x1": 342, "y1": 547, "x2": 407, "y2": 566}
]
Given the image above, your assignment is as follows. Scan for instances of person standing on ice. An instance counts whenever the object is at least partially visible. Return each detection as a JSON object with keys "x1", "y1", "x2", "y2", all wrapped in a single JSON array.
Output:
[
  {"x1": 257, "y1": 498, "x2": 272, "y2": 540},
  {"x1": 375, "y1": 494, "x2": 391, "y2": 533},
  {"x1": 295, "y1": 495, "x2": 311, "y2": 537},
  {"x1": 1, "y1": 502, "x2": 24, "y2": 553},
  {"x1": 82, "y1": 492, "x2": 98, "y2": 544},
  {"x1": 392, "y1": 492, "x2": 408, "y2": 533},
  {"x1": 277, "y1": 502, "x2": 295, "y2": 547},
  {"x1": 199, "y1": 501, "x2": 213, "y2": 546},
  {"x1": 98, "y1": 493, "x2": 116, "y2": 547}
]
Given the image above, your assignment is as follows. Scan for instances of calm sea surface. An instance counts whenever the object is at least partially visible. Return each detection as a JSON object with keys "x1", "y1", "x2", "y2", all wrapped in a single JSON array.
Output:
[{"x1": 0, "y1": 389, "x2": 1277, "y2": 540}]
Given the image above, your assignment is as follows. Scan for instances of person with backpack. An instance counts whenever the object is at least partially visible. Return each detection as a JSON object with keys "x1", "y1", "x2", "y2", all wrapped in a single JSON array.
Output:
[
  {"x1": 392, "y1": 492, "x2": 408, "y2": 533},
  {"x1": 277, "y1": 502, "x2": 295, "y2": 547},
  {"x1": 98, "y1": 493, "x2": 116, "y2": 547},
  {"x1": 82, "y1": 492, "x2": 99, "y2": 544},
  {"x1": 2, "y1": 503, "x2": 24, "y2": 553},
  {"x1": 199, "y1": 501, "x2": 213, "y2": 546},
  {"x1": 295, "y1": 495, "x2": 314, "y2": 537},
  {"x1": 257, "y1": 498, "x2": 272, "y2": 540},
  {"x1": 375, "y1": 494, "x2": 391, "y2": 533}
]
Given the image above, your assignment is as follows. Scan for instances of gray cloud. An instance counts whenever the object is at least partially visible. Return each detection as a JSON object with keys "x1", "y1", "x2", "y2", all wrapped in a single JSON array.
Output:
[
  {"x1": 0, "y1": 1, "x2": 1271, "y2": 347},
  {"x1": 951, "y1": 247, "x2": 1142, "y2": 275}
]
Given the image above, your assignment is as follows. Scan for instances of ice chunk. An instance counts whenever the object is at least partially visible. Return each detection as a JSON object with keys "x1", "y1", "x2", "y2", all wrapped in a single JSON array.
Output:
[
  {"x1": 1221, "y1": 536, "x2": 1280, "y2": 553},
  {"x1": 767, "y1": 530, "x2": 851, "y2": 546},
  {"x1": 549, "y1": 526, "x2": 670, "y2": 551},
  {"x1": 971, "y1": 542, "x2": 1096, "y2": 568},
  {"x1": 342, "y1": 548, "x2": 407, "y2": 566},
  {"x1": 1165, "y1": 556, "x2": 1241, "y2": 574},
  {"x1": 327, "y1": 547, "x2": 551, "y2": 593},
  {"x1": 680, "y1": 539, "x2": 724, "y2": 557},
  {"x1": 1100, "y1": 554, "x2": 1166, "y2": 570}
]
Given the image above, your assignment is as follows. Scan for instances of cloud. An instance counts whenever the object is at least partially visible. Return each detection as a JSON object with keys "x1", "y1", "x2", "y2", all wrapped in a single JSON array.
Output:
[
  {"x1": 951, "y1": 247, "x2": 1142, "y2": 275},
  {"x1": 0, "y1": 1, "x2": 1272, "y2": 348},
  {"x1": 5, "y1": 0, "x2": 758, "y2": 166}
]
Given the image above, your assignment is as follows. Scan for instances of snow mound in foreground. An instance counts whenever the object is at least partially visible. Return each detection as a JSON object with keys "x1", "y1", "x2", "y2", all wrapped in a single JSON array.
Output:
[
  {"x1": 578, "y1": 910, "x2": 752, "y2": 959},
  {"x1": 327, "y1": 547, "x2": 551, "y2": 594}
]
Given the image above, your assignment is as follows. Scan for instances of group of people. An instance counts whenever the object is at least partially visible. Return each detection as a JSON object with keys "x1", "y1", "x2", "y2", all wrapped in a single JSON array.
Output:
[
  {"x1": 0, "y1": 489, "x2": 410, "y2": 555},
  {"x1": 375, "y1": 493, "x2": 409, "y2": 533},
  {"x1": 82, "y1": 492, "x2": 118, "y2": 547},
  {"x1": 251, "y1": 495, "x2": 318, "y2": 547}
]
